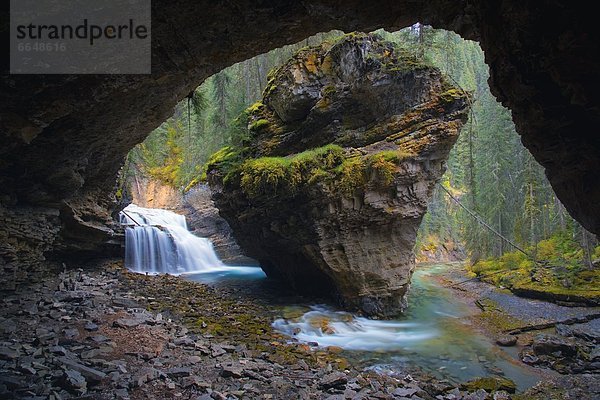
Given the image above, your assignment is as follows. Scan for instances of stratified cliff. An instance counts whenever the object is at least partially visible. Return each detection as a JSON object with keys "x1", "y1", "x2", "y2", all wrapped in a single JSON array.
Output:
[
  {"x1": 207, "y1": 33, "x2": 470, "y2": 316},
  {"x1": 2, "y1": 2, "x2": 599, "y2": 293}
]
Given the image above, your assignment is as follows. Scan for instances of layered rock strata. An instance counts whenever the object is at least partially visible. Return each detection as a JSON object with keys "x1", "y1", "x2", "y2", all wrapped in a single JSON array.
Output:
[
  {"x1": 208, "y1": 33, "x2": 470, "y2": 316},
  {"x1": 2, "y1": 1, "x2": 599, "y2": 287}
]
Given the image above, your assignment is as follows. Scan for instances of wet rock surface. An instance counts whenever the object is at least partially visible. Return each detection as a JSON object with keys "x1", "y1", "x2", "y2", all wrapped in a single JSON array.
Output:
[
  {"x1": 182, "y1": 185, "x2": 257, "y2": 266},
  {"x1": 434, "y1": 262, "x2": 600, "y2": 397},
  {"x1": 520, "y1": 329, "x2": 600, "y2": 375},
  {"x1": 0, "y1": 262, "x2": 564, "y2": 400},
  {"x1": 210, "y1": 33, "x2": 469, "y2": 317}
]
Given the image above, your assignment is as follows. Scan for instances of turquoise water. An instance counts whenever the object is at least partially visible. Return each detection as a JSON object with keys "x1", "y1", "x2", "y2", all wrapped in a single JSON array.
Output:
[
  {"x1": 187, "y1": 262, "x2": 544, "y2": 390},
  {"x1": 273, "y1": 264, "x2": 544, "y2": 390},
  {"x1": 184, "y1": 265, "x2": 267, "y2": 284}
]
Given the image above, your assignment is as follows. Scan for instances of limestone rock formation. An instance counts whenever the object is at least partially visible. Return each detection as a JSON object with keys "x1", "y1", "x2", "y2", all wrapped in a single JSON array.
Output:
[
  {"x1": 208, "y1": 33, "x2": 470, "y2": 316},
  {"x1": 1, "y1": 1, "x2": 599, "y2": 289},
  {"x1": 182, "y1": 185, "x2": 258, "y2": 266}
]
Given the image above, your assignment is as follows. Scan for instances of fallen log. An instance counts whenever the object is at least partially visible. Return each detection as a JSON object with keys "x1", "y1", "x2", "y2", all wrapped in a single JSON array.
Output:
[{"x1": 504, "y1": 312, "x2": 600, "y2": 335}]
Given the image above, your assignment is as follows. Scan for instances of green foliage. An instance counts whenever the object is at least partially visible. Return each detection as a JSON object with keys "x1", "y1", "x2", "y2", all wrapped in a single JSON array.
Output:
[
  {"x1": 238, "y1": 145, "x2": 345, "y2": 197},
  {"x1": 204, "y1": 146, "x2": 247, "y2": 186},
  {"x1": 291, "y1": 144, "x2": 345, "y2": 171},
  {"x1": 145, "y1": 125, "x2": 185, "y2": 187},
  {"x1": 240, "y1": 157, "x2": 295, "y2": 197},
  {"x1": 469, "y1": 231, "x2": 600, "y2": 302},
  {"x1": 337, "y1": 157, "x2": 368, "y2": 194},
  {"x1": 183, "y1": 176, "x2": 202, "y2": 193},
  {"x1": 373, "y1": 149, "x2": 414, "y2": 163},
  {"x1": 334, "y1": 149, "x2": 416, "y2": 194},
  {"x1": 369, "y1": 153, "x2": 399, "y2": 186},
  {"x1": 249, "y1": 119, "x2": 270, "y2": 132},
  {"x1": 204, "y1": 142, "x2": 413, "y2": 199},
  {"x1": 127, "y1": 122, "x2": 187, "y2": 188},
  {"x1": 367, "y1": 150, "x2": 414, "y2": 186},
  {"x1": 206, "y1": 146, "x2": 243, "y2": 171},
  {"x1": 461, "y1": 377, "x2": 516, "y2": 394},
  {"x1": 247, "y1": 101, "x2": 265, "y2": 114},
  {"x1": 381, "y1": 25, "x2": 597, "y2": 265},
  {"x1": 439, "y1": 88, "x2": 465, "y2": 103}
]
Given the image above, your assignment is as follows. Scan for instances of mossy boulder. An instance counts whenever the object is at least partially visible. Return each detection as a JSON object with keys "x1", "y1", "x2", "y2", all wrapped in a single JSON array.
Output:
[
  {"x1": 208, "y1": 32, "x2": 470, "y2": 317},
  {"x1": 243, "y1": 32, "x2": 467, "y2": 158}
]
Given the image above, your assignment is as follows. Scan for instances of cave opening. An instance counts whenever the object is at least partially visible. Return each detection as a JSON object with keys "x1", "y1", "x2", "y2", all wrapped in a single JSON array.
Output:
[
  {"x1": 1, "y1": 2, "x2": 599, "y2": 291},
  {"x1": 2, "y1": 2, "x2": 600, "y2": 398},
  {"x1": 120, "y1": 24, "x2": 597, "y2": 305}
]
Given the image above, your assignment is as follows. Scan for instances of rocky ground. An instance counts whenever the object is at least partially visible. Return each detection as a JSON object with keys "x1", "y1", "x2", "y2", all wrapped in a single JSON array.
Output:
[
  {"x1": 1, "y1": 260, "x2": 598, "y2": 400},
  {"x1": 0, "y1": 260, "x2": 551, "y2": 400},
  {"x1": 432, "y1": 262, "x2": 600, "y2": 399}
]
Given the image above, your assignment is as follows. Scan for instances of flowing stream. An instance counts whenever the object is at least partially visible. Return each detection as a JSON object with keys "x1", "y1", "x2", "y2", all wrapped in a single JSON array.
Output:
[
  {"x1": 121, "y1": 205, "x2": 543, "y2": 390},
  {"x1": 272, "y1": 264, "x2": 543, "y2": 389}
]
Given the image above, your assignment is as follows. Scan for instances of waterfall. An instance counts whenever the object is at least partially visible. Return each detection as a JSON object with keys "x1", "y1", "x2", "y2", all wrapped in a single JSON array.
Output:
[{"x1": 119, "y1": 204, "x2": 225, "y2": 274}]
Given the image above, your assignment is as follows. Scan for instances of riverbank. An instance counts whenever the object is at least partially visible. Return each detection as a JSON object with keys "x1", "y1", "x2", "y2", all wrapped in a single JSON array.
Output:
[
  {"x1": 429, "y1": 262, "x2": 600, "y2": 398},
  {"x1": 1, "y1": 261, "x2": 598, "y2": 399},
  {"x1": 0, "y1": 261, "x2": 481, "y2": 400},
  {"x1": 467, "y1": 232, "x2": 600, "y2": 307}
]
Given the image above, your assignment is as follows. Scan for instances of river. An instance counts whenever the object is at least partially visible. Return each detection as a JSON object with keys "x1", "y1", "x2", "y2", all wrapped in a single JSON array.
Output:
[
  {"x1": 120, "y1": 204, "x2": 545, "y2": 391},
  {"x1": 189, "y1": 263, "x2": 543, "y2": 390}
]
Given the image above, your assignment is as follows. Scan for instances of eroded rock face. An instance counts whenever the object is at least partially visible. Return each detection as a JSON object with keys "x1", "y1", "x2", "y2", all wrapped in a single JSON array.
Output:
[
  {"x1": 182, "y1": 185, "x2": 258, "y2": 266},
  {"x1": 128, "y1": 175, "x2": 183, "y2": 211},
  {"x1": 1, "y1": 1, "x2": 599, "y2": 287},
  {"x1": 208, "y1": 34, "x2": 470, "y2": 316}
]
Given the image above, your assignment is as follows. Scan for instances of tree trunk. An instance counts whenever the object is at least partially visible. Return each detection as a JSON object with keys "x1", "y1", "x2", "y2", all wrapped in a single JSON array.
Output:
[{"x1": 581, "y1": 226, "x2": 595, "y2": 270}]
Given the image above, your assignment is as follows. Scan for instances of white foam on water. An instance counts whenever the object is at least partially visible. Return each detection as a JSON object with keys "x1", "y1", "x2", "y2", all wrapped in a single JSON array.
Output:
[
  {"x1": 120, "y1": 204, "x2": 226, "y2": 274},
  {"x1": 272, "y1": 305, "x2": 438, "y2": 351}
]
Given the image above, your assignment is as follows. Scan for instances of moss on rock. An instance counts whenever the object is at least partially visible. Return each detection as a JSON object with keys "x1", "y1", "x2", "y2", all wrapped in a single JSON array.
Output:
[
  {"x1": 217, "y1": 144, "x2": 417, "y2": 199},
  {"x1": 461, "y1": 377, "x2": 517, "y2": 393},
  {"x1": 206, "y1": 32, "x2": 470, "y2": 317},
  {"x1": 469, "y1": 232, "x2": 600, "y2": 305},
  {"x1": 249, "y1": 118, "x2": 271, "y2": 132}
]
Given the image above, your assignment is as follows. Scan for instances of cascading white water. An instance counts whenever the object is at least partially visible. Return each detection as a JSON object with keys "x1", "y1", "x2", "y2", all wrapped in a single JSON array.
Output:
[
  {"x1": 272, "y1": 265, "x2": 543, "y2": 389},
  {"x1": 119, "y1": 204, "x2": 225, "y2": 274},
  {"x1": 272, "y1": 305, "x2": 437, "y2": 351}
]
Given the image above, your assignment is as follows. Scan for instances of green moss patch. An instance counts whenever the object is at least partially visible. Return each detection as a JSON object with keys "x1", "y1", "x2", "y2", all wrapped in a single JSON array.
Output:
[
  {"x1": 239, "y1": 144, "x2": 344, "y2": 197},
  {"x1": 461, "y1": 377, "x2": 516, "y2": 393},
  {"x1": 249, "y1": 118, "x2": 270, "y2": 132},
  {"x1": 469, "y1": 232, "x2": 600, "y2": 305},
  {"x1": 476, "y1": 298, "x2": 525, "y2": 332},
  {"x1": 440, "y1": 88, "x2": 466, "y2": 103},
  {"x1": 205, "y1": 142, "x2": 417, "y2": 199},
  {"x1": 235, "y1": 145, "x2": 416, "y2": 198}
]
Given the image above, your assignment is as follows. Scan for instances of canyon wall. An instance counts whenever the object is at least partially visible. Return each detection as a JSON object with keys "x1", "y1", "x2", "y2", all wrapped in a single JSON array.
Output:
[{"x1": 1, "y1": 1, "x2": 598, "y2": 287}]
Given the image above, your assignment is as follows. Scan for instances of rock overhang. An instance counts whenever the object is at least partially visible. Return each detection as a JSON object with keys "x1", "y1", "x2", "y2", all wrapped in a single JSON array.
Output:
[{"x1": 207, "y1": 33, "x2": 470, "y2": 317}]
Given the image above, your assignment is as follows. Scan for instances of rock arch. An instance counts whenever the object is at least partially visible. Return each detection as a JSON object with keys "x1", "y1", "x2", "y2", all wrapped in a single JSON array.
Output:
[{"x1": 1, "y1": 1, "x2": 598, "y2": 284}]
